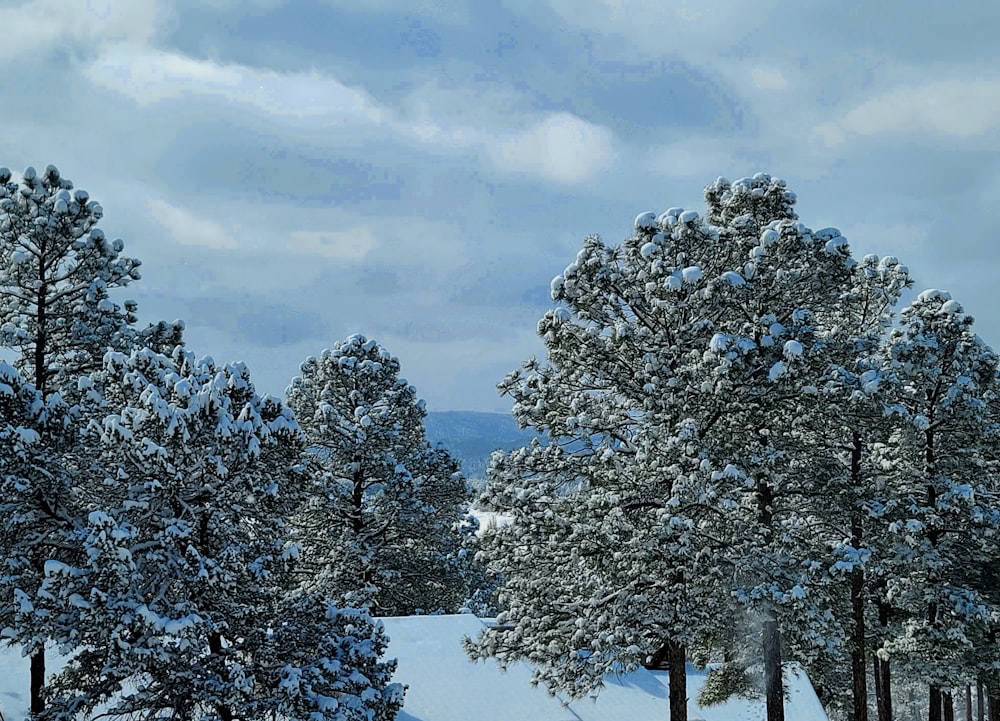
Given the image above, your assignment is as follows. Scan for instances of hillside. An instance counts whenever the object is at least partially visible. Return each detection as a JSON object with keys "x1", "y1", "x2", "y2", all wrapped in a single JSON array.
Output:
[{"x1": 423, "y1": 411, "x2": 540, "y2": 482}]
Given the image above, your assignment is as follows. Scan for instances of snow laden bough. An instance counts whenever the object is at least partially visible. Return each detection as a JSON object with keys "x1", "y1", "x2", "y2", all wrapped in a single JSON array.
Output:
[
  {"x1": 26, "y1": 347, "x2": 403, "y2": 721},
  {"x1": 0, "y1": 164, "x2": 145, "y2": 393}
]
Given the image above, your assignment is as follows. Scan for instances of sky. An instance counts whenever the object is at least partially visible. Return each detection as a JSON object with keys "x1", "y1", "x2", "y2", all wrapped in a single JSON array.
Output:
[{"x1": 1, "y1": 0, "x2": 997, "y2": 412}]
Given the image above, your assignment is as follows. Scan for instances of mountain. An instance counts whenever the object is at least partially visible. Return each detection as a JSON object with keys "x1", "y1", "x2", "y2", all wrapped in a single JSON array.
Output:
[{"x1": 423, "y1": 411, "x2": 540, "y2": 482}]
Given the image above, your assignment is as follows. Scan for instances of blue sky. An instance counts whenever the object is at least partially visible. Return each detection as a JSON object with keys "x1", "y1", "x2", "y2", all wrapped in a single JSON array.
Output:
[{"x1": 3, "y1": 0, "x2": 998, "y2": 412}]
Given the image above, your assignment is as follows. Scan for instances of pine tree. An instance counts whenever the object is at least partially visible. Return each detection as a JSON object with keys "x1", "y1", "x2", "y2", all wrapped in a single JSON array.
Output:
[
  {"x1": 32, "y1": 347, "x2": 404, "y2": 720},
  {"x1": 687, "y1": 177, "x2": 918, "y2": 721},
  {"x1": 286, "y1": 334, "x2": 475, "y2": 616},
  {"x1": 0, "y1": 360, "x2": 80, "y2": 713},
  {"x1": 0, "y1": 164, "x2": 189, "y2": 711},
  {"x1": 0, "y1": 165, "x2": 141, "y2": 393},
  {"x1": 468, "y1": 193, "x2": 762, "y2": 721},
  {"x1": 469, "y1": 174, "x2": 909, "y2": 721},
  {"x1": 875, "y1": 291, "x2": 1000, "y2": 721}
]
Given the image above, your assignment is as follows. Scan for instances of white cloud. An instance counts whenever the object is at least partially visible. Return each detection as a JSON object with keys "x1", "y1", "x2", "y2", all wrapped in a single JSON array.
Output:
[
  {"x1": 0, "y1": 0, "x2": 162, "y2": 59},
  {"x1": 750, "y1": 67, "x2": 789, "y2": 91},
  {"x1": 86, "y1": 47, "x2": 385, "y2": 123},
  {"x1": 290, "y1": 228, "x2": 376, "y2": 260},
  {"x1": 404, "y1": 100, "x2": 620, "y2": 183},
  {"x1": 489, "y1": 113, "x2": 615, "y2": 185},
  {"x1": 147, "y1": 198, "x2": 239, "y2": 250},
  {"x1": 194, "y1": 0, "x2": 288, "y2": 10},
  {"x1": 813, "y1": 78, "x2": 1000, "y2": 147},
  {"x1": 84, "y1": 47, "x2": 615, "y2": 185}
]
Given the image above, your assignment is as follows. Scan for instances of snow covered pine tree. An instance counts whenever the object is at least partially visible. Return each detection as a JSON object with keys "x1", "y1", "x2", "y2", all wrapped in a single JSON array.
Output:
[
  {"x1": 287, "y1": 334, "x2": 476, "y2": 616},
  {"x1": 690, "y1": 177, "x2": 910, "y2": 721},
  {"x1": 33, "y1": 347, "x2": 404, "y2": 720},
  {"x1": 874, "y1": 291, "x2": 1000, "y2": 721},
  {"x1": 0, "y1": 164, "x2": 148, "y2": 713},
  {"x1": 0, "y1": 361, "x2": 80, "y2": 716},
  {"x1": 469, "y1": 174, "x2": 908, "y2": 721}
]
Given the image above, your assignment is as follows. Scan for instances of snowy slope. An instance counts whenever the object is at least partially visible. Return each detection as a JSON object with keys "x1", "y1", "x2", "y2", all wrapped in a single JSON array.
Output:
[
  {"x1": 0, "y1": 648, "x2": 29, "y2": 719},
  {"x1": 0, "y1": 619, "x2": 829, "y2": 721},
  {"x1": 649, "y1": 665, "x2": 828, "y2": 721},
  {"x1": 382, "y1": 615, "x2": 829, "y2": 721},
  {"x1": 0, "y1": 646, "x2": 68, "y2": 720},
  {"x1": 383, "y1": 614, "x2": 579, "y2": 721}
]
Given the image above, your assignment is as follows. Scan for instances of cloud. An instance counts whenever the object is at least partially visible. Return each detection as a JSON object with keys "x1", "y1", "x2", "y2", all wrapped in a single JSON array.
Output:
[
  {"x1": 814, "y1": 78, "x2": 1000, "y2": 147},
  {"x1": 390, "y1": 83, "x2": 619, "y2": 184},
  {"x1": 149, "y1": 196, "x2": 378, "y2": 261},
  {"x1": 643, "y1": 137, "x2": 757, "y2": 184},
  {"x1": 86, "y1": 47, "x2": 385, "y2": 123},
  {"x1": 396, "y1": 85, "x2": 617, "y2": 184},
  {"x1": 290, "y1": 228, "x2": 376, "y2": 260},
  {"x1": 489, "y1": 113, "x2": 616, "y2": 185},
  {"x1": 84, "y1": 45, "x2": 616, "y2": 186},
  {"x1": 193, "y1": 0, "x2": 289, "y2": 10},
  {"x1": 147, "y1": 198, "x2": 239, "y2": 250},
  {"x1": 0, "y1": 0, "x2": 162, "y2": 59},
  {"x1": 750, "y1": 67, "x2": 789, "y2": 91},
  {"x1": 545, "y1": 0, "x2": 781, "y2": 61}
]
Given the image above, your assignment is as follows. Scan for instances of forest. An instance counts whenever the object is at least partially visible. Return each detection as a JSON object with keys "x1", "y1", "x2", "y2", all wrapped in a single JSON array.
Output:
[{"x1": 2, "y1": 165, "x2": 998, "y2": 721}]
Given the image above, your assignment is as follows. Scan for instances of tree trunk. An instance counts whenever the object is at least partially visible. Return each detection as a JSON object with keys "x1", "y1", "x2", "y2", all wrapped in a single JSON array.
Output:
[
  {"x1": 873, "y1": 598, "x2": 892, "y2": 721},
  {"x1": 30, "y1": 649, "x2": 45, "y2": 714},
  {"x1": 966, "y1": 685, "x2": 972, "y2": 721},
  {"x1": 927, "y1": 599, "x2": 941, "y2": 721},
  {"x1": 755, "y1": 476, "x2": 784, "y2": 721},
  {"x1": 930, "y1": 684, "x2": 942, "y2": 721},
  {"x1": 942, "y1": 690, "x2": 954, "y2": 721},
  {"x1": 763, "y1": 616, "x2": 785, "y2": 721},
  {"x1": 31, "y1": 241, "x2": 48, "y2": 715},
  {"x1": 667, "y1": 639, "x2": 687, "y2": 721},
  {"x1": 849, "y1": 432, "x2": 868, "y2": 721},
  {"x1": 977, "y1": 680, "x2": 984, "y2": 721},
  {"x1": 850, "y1": 563, "x2": 868, "y2": 721},
  {"x1": 926, "y1": 428, "x2": 941, "y2": 721},
  {"x1": 990, "y1": 686, "x2": 1000, "y2": 721},
  {"x1": 35, "y1": 246, "x2": 48, "y2": 393},
  {"x1": 872, "y1": 654, "x2": 884, "y2": 721},
  {"x1": 208, "y1": 633, "x2": 234, "y2": 721}
]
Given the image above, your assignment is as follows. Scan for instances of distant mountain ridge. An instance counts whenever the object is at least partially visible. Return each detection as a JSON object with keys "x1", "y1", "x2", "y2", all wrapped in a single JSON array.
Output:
[{"x1": 423, "y1": 411, "x2": 540, "y2": 481}]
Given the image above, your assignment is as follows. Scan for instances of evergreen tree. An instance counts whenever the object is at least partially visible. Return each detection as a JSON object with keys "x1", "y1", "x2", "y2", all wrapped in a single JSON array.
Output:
[
  {"x1": 691, "y1": 180, "x2": 910, "y2": 721},
  {"x1": 467, "y1": 200, "x2": 750, "y2": 721},
  {"x1": 0, "y1": 164, "x2": 185, "y2": 711},
  {"x1": 469, "y1": 174, "x2": 907, "y2": 721},
  {"x1": 875, "y1": 291, "x2": 1000, "y2": 721},
  {"x1": 33, "y1": 347, "x2": 404, "y2": 720},
  {"x1": 0, "y1": 360, "x2": 80, "y2": 714},
  {"x1": 0, "y1": 164, "x2": 141, "y2": 393},
  {"x1": 286, "y1": 334, "x2": 475, "y2": 616}
]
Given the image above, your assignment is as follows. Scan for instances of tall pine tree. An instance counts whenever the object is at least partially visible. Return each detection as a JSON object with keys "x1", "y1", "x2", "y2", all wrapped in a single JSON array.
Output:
[
  {"x1": 470, "y1": 174, "x2": 908, "y2": 721},
  {"x1": 875, "y1": 291, "x2": 1000, "y2": 721},
  {"x1": 286, "y1": 334, "x2": 475, "y2": 616},
  {"x1": 0, "y1": 163, "x2": 145, "y2": 713}
]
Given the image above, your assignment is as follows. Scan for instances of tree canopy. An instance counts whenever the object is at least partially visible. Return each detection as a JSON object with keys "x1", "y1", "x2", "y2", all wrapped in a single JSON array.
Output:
[
  {"x1": 287, "y1": 334, "x2": 476, "y2": 616},
  {"x1": 469, "y1": 174, "x2": 999, "y2": 721}
]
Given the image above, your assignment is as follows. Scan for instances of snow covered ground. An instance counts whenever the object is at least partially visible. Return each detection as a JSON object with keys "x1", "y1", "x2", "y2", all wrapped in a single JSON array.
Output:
[
  {"x1": 381, "y1": 614, "x2": 829, "y2": 721},
  {"x1": 0, "y1": 617, "x2": 828, "y2": 721},
  {"x1": 0, "y1": 646, "x2": 36, "y2": 719}
]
